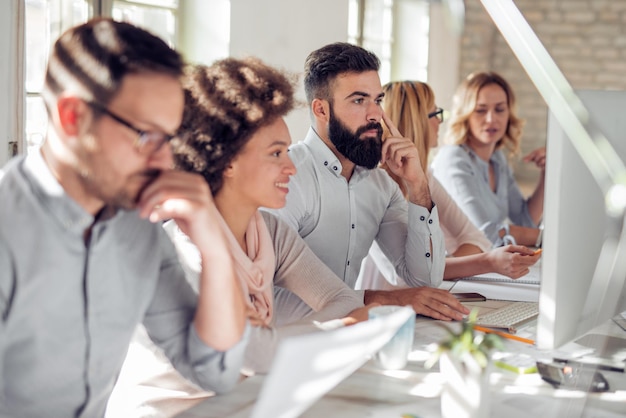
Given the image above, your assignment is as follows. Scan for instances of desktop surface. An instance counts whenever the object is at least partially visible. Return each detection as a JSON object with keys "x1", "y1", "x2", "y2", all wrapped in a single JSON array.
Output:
[{"x1": 176, "y1": 309, "x2": 626, "y2": 418}]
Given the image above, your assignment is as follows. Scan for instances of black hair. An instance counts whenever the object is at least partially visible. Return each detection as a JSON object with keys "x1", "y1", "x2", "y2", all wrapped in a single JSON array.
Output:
[{"x1": 303, "y1": 42, "x2": 380, "y2": 104}]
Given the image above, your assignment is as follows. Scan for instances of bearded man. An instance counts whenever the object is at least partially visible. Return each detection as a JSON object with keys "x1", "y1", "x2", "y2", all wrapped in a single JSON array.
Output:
[{"x1": 265, "y1": 42, "x2": 469, "y2": 322}]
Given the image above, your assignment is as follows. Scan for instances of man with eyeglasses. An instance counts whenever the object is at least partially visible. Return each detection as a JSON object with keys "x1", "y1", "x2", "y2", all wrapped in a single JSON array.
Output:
[
  {"x1": 0, "y1": 18, "x2": 249, "y2": 417},
  {"x1": 266, "y1": 42, "x2": 469, "y2": 322}
]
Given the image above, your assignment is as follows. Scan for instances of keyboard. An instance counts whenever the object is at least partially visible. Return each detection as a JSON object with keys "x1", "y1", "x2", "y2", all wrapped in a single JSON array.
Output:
[{"x1": 475, "y1": 301, "x2": 539, "y2": 333}]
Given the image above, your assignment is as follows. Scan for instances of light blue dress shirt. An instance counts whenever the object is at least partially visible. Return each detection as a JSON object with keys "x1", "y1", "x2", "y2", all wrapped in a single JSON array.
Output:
[
  {"x1": 431, "y1": 144, "x2": 537, "y2": 245},
  {"x1": 0, "y1": 151, "x2": 249, "y2": 418},
  {"x1": 266, "y1": 128, "x2": 445, "y2": 293}
]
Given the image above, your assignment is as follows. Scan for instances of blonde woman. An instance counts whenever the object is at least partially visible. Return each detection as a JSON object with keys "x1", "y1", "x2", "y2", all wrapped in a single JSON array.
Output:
[
  {"x1": 358, "y1": 80, "x2": 539, "y2": 290},
  {"x1": 431, "y1": 71, "x2": 545, "y2": 247}
]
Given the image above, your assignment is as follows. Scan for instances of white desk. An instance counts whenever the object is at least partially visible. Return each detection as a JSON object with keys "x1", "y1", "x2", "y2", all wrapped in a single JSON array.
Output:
[{"x1": 175, "y1": 313, "x2": 626, "y2": 418}]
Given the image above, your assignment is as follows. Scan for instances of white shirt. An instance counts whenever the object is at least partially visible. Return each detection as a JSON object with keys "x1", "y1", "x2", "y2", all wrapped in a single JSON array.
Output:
[
  {"x1": 265, "y1": 127, "x2": 445, "y2": 290},
  {"x1": 357, "y1": 173, "x2": 493, "y2": 290}
]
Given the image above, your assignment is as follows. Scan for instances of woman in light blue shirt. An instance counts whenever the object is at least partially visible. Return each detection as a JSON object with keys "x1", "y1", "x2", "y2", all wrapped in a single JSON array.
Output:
[{"x1": 431, "y1": 71, "x2": 545, "y2": 247}]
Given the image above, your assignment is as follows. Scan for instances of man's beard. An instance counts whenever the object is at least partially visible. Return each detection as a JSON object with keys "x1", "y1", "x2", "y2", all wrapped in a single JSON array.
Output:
[
  {"x1": 328, "y1": 106, "x2": 383, "y2": 169},
  {"x1": 74, "y1": 130, "x2": 164, "y2": 211},
  {"x1": 79, "y1": 163, "x2": 161, "y2": 211}
]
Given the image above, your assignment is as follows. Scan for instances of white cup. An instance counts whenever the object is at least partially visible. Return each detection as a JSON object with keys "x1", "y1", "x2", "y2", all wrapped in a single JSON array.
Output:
[{"x1": 369, "y1": 305, "x2": 416, "y2": 369}]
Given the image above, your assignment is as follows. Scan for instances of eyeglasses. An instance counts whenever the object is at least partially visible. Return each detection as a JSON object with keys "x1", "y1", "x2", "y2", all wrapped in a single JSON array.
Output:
[
  {"x1": 87, "y1": 101, "x2": 175, "y2": 155},
  {"x1": 428, "y1": 107, "x2": 444, "y2": 122}
]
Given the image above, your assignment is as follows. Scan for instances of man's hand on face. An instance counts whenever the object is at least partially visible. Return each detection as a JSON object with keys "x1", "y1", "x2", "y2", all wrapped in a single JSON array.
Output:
[
  {"x1": 365, "y1": 287, "x2": 470, "y2": 321},
  {"x1": 380, "y1": 112, "x2": 424, "y2": 183},
  {"x1": 137, "y1": 170, "x2": 223, "y2": 252},
  {"x1": 380, "y1": 112, "x2": 433, "y2": 209},
  {"x1": 137, "y1": 171, "x2": 246, "y2": 352}
]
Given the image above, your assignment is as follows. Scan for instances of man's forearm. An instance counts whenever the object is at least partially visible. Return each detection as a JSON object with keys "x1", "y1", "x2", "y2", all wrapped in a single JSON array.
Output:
[
  {"x1": 405, "y1": 177, "x2": 433, "y2": 210},
  {"x1": 194, "y1": 247, "x2": 247, "y2": 351},
  {"x1": 364, "y1": 289, "x2": 394, "y2": 306}
]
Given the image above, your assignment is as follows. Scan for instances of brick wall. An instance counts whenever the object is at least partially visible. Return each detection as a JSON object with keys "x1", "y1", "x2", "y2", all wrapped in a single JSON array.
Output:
[{"x1": 458, "y1": 0, "x2": 626, "y2": 185}]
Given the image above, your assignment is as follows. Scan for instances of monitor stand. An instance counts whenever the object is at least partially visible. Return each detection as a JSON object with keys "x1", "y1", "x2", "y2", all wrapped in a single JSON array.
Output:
[
  {"x1": 571, "y1": 313, "x2": 626, "y2": 370},
  {"x1": 574, "y1": 334, "x2": 626, "y2": 359}
]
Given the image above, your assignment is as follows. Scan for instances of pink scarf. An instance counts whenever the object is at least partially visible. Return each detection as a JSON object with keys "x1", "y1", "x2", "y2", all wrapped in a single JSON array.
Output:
[{"x1": 219, "y1": 210, "x2": 275, "y2": 326}]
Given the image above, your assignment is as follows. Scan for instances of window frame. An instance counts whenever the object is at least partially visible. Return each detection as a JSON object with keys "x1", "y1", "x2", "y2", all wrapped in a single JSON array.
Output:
[
  {"x1": 0, "y1": 1, "x2": 25, "y2": 164},
  {"x1": 21, "y1": 0, "x2": 180, "y2": 158},
  {"x1": 349, "y1": 0, "x2": 430, "y2": 85}
]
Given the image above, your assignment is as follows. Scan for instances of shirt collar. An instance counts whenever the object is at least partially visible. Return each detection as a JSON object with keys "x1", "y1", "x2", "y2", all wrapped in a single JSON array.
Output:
[
  {"x1": 23, "y1": 150, "x2": 99, "y2": 234},
  {"x1": 302, "y1": 127, "x2": 372, "y2": 181},
  {"x1": 460, "y1": 143, "x2": 501, "y2": 168}
]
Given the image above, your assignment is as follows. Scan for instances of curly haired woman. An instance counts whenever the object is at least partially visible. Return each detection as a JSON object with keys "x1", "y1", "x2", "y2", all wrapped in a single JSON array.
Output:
[{"x1": 108, "y1": 57, "x2": 374, "y2": 417}]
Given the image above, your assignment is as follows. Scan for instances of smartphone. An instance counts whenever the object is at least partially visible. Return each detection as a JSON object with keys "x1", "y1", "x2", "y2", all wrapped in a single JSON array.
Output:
[
  {"x1": 452, "y1": 292, "x2": 486, "y2": 302},
  {"x1": 536, "y1": 361, "x2": 610, "y2": 392}
]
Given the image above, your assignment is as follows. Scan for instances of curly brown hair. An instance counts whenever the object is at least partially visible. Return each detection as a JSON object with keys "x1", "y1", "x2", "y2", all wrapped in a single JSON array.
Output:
[{"x1": 172, "y1": 57, "x2": 297, "y2": 194}]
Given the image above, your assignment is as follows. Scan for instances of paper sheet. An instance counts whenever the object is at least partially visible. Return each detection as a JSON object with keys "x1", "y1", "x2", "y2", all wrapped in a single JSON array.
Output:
[
  {"x1": 458, "y1": 263, "x2": 541, "y2": 285},
  {"x1": 451, "y1": 280, "x2": 540, "y2": 302}
]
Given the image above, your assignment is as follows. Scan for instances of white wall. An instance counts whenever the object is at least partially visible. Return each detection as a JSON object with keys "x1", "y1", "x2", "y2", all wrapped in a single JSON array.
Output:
[
  {"x1": 390, "y1": 0, "x2": 429, "y2": 83},
  {"x1": 179, "y1": 0, "x2": 231, "y2": 65},
  {"x1": 229, "y1": 0, "x2": 350, "y2": 142},
  {"x1": 427, "y1": 2, "x2": 460, "y2": 112},
  {"x1": 0, "y1": 1, "x2": 24, "y2": 166}
]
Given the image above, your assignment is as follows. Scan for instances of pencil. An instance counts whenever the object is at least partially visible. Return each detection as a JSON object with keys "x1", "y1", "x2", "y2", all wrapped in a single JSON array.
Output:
[
  {"x1": 534, "y1": 248, "x2": 542, "y2": 255},
  {"x1": 474, "y1": 325, "x2": 535, "y2": 345}
]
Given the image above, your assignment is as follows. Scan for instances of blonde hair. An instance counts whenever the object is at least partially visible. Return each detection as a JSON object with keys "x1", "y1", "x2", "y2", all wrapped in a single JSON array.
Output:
[
  {"x1": 382, "y1": 80, "x2": 435, "y2": 196},
  {"x1": 444, "y1": 71, "x2": 524, "y2": 156}
]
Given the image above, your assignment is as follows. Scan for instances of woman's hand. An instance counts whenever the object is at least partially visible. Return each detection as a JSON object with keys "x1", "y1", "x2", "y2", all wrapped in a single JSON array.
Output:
[
  {"x1": 523, "y1": 146, "x2": 547, "y2": 171},
  {"x1": 342, "y1": 303, "x2": 381, "y2": 325},
  {"x1": 486, "y1": 244, "x2": 541, "y2": 279}
]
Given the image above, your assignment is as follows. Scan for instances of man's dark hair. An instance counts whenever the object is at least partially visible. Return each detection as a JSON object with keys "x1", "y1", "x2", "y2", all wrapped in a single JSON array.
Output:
[
  {"x1": 303, "y1": 42, "x2": 380, "y2": 104},
  {"x1": 43, "y1": 17, "x2": 184, "y2": 109},
  {"x1": 173, "y1": 57, "x2": 296, "y2": 195}
]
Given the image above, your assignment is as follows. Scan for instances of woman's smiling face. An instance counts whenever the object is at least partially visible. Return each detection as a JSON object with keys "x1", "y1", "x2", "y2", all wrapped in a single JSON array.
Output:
[{"x1": 223, "y1": 117, "x2": 296, "y2": 210}]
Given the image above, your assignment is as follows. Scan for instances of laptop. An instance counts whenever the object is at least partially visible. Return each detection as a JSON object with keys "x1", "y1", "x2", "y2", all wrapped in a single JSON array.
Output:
[{"x1": 176, "y1": 306, "x2": 414, "y2": 418}]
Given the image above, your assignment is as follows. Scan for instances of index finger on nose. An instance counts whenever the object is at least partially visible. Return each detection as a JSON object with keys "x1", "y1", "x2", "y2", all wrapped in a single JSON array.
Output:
[{"x1": 381, "y1": 111, "x2": 403, "y2": 138}]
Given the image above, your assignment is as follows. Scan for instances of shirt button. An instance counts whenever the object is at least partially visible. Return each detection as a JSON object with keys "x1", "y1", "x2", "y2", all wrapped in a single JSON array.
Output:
[
  {"x1": 347, "y1": 260, "x2": 350, "y2": 266},
  {"x1": 333, "y1": 166, "x2": 338, "y2": 171},
  {"x1": 420, "y1": 216, "x2": 425, "y2": 221},
  {"x1": 428, "y1": 219, "x2": 433, "y2": 224},
  {"x1": 351, "y1": 224, "x2": 355, "y2": 229},
  {"x1": 425, "y1": 252, "x2": 431, "y2": 258},
  {"x1": 324, "y1": 161, "x2": 328, "y2": 166}
]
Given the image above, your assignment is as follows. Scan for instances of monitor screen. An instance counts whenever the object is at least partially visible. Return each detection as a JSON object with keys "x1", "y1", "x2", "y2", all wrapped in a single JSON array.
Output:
[{"x1": 537, "y1": 89, "x2": 626, "y2": 349}]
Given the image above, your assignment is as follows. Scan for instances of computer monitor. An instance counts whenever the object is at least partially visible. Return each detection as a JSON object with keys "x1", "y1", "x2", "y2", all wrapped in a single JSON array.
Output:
[{"x1": 537, "y1": 89, "x2": 626, "y2": 350}]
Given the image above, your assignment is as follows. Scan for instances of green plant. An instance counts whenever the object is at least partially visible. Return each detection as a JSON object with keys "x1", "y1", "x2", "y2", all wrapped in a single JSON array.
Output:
[{"x1": 426, "y1": 309, "x2": 504, "y2": 369}]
